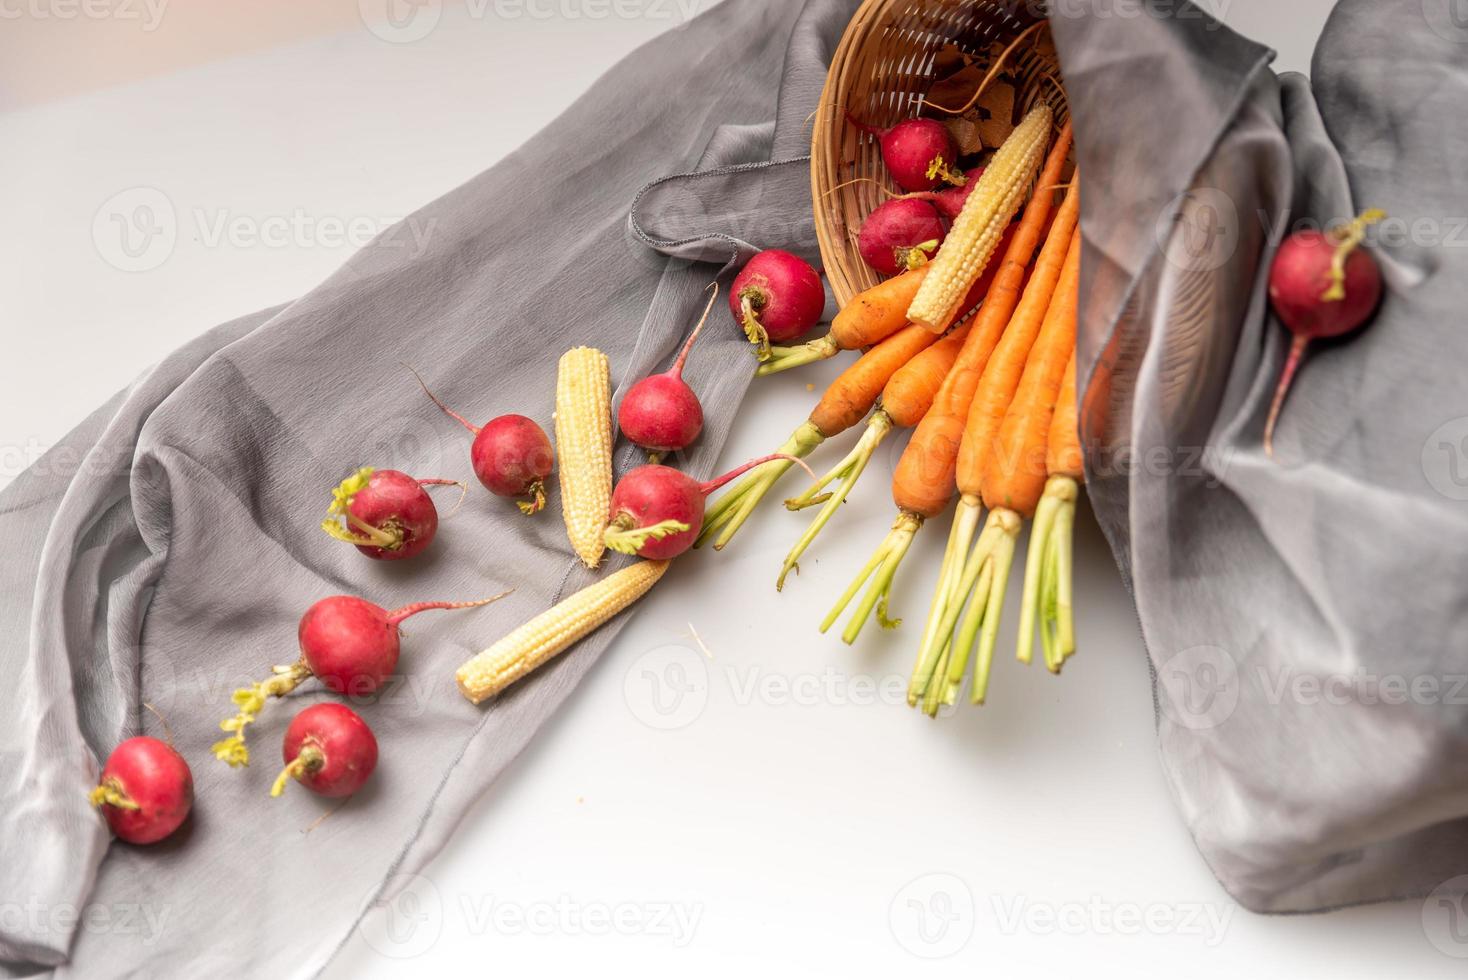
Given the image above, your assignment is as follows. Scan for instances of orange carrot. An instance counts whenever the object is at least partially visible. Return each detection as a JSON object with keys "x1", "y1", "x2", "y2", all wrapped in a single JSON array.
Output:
[
  {"x1": 701, "y1": 321, "x2": 943, "y2": 552},
  {"x1": 892, "y1": 125, "x2": 1074, "y2": 520},
  {"x1": 824, "y1": 124, "x2": 1074, "y2": 646},
  {"x1": 808, "y1": 324, "x2": 940, "y2": 436},
  {"x1": 981, "y1": 229, "x2": 1082, "y2": 515},
  {"x1": 758, "y1": 268, "x2": 928, "y2": 375},
  {"x1": 957, "y1": 185, "x2": 1081, "y2": 499},
  {"x1": 1045, "y1": 349, "x2": 1082, "y2": 480}
]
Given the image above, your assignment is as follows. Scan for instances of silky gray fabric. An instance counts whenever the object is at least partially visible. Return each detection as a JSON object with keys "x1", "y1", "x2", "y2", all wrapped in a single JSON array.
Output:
[
  {"x1": 1054, "y1": 0, "x2": 1468, "y2": 911},
  {"x1": 0, "y1": 1, "x2": 853, "y2": 974}
]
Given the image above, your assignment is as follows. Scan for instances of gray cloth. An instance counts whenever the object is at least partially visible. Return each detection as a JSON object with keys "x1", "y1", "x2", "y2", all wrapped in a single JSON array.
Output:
[
  {"x1": 1054, "y1": 0, "x2": 1468, "y2": 911},
  {"x1": 0, "y1": 0, "x2": 852, "y2": 973},
  {"x1": 7, "y1": 0, "x2": 1466, "y2": 972}
]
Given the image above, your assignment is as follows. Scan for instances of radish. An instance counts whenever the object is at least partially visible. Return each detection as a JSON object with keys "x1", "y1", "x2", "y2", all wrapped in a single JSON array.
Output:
[
  {"x1": 909, "y1": 165, "x2": 985, "y2": 220},
  {"x1": 213, "y1": 591, "x2": 509, "y2": 767},
  {"x1": 1264, "y1": 209, "x2": 1386, "y2": 457},
  {"x1": 320, "y1": 467, "x2": 463, "y2": 560},
  {"x1": 730, "y1": 250, "x2": 826, "y2": 362},
  {"x1": 89, "y1": 736, "x2": 193, "y2": 845},
  {"x1": 858, "y1": 198, "x2": 947, "y2": 276},
  {"x1": 270, "y1": 703, "x2": 379, "y2": 799},
  {"x1": 619, "y1": 284, "x2": 717, "y2": 459},
  {"x1": 603, "y1": 454, "x2": 814, "y2": 560},
  {"x1": 847, "y1": 113, "x2": 966, "y2": 192},
  {"x1": 408, "y1": 366, "x2": 556, "y2": 515}
]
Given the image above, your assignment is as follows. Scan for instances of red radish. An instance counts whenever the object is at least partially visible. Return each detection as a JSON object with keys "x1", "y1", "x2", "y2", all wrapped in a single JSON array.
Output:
[
  {"x1": 408, "y1": 366, "x2": 556, "y2": 515},
  {"x1": 603, "y1": 454, "x2": 815, "y2": 560},
  {"x1": 858, "y1": 198, "x2": 947, "y2": 276},
  {"x1": 907, "y1": 166, "x2": 985, "y2": 220},
  {"x1": 271, "y1": 703, "x2": 378, "y2": 799},
  {"x1": 89, "y1": 736, "x2": 193, "y2": 845},
  {"x1": 619, "y1": 284, "x2": 717, "y2": 458},
  {"x1": 1264, "y1": 209, "x2": 1386, "y2": 457},
  {"x1": 320, "y1": 467, "x2": 463, "y2": 560},
  {"x1": 730, "y1": 250, "x2": 826, "y2": 361},
  {"x1": 847, "y1": 113, "x2": 966, "y2": 192},
  {"x1": 213, "y1": 591, "x2": 509, "y2": 767}
]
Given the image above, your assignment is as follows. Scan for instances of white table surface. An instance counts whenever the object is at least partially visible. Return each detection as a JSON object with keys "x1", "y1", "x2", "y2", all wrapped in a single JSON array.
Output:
[{"x1": 5, "y1": 1, "x2": 1461, "y2": 976}]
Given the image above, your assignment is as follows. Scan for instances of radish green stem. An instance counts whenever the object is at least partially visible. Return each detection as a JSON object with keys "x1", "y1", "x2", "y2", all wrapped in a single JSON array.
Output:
[
  {"x1": 757, "y1": 335, "x2": 840, "y2": 376},
  {"x1": 739, "y1": 293, "x2": 772, "y2": 362},
  {"x1": 1322, "y1": 209, "x2": 1386, "y2": 302},
  {"x1": 696, "y1": 422, "x2": 825, "y2": 550},
  {"x1": 88, "y1": 778, "x2": 139, "y2": 811},
  {"x1": 777, "y1": 413, "x2": 893, "y2": 590},
  {"x1": 212, "y1": 662, "x2": 313, "y2": 768},
  {"x1": 822, "y1": 511, "x2": 923, "y2": 644},
  {"x1": 270, "y1": 743, "x2": 325, "y2": 798},
  {"x1": 604, "y1": 518, "x2": 691, "y2": 556}
]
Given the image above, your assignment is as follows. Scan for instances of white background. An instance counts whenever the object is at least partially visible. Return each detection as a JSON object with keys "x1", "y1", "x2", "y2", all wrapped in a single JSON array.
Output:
[{"x1": 5, "y1": 0, "x2": 1465, "y2": 976}]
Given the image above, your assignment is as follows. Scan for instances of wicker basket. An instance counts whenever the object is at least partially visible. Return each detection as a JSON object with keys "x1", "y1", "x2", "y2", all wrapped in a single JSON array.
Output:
[{"x1": 811, "y1": 0, "x2": 1068, "y2": 306}]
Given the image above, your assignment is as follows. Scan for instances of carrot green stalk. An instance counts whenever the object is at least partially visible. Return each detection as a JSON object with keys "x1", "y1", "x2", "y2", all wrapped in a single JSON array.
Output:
[
  {"x1": 698, "y1": 321, "x2": 943, "y2": 551},
  {"x1": 819, "y1": 511, "x2": 923, "y2": 642},
  {"x1": 1017, "y1": 347, "x2": 1084, "y2": 671},
  {"x1": 777, "y1": 316, "x2": 975, "y2": 589},
  {"x1": 908, "y1": 176, "x2": 1080, "y2": 702}
]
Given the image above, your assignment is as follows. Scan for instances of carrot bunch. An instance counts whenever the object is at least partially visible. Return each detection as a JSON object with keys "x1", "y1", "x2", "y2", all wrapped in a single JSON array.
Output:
[{"x1": 823, "y1": 123, "x2": 1074, "y2": 646}]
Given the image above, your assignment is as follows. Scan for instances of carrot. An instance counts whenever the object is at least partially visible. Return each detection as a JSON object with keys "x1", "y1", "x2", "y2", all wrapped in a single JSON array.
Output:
[
  {"x1": 1016, "y1": 347, "x2": 1083, "y2": 671},
  {"x1": 921, "y1": 230, "x2": 1081, "y2": 711},
  {"x1": 907, "y1": 195, "x2": 1080, "y2": 706},
  {"x1": 777, "y1": 318, "x2": 973, "y2": 590},
  {"x1": 822, "y1": 124, "x2": 1074, "y2": 646},
  {"x1": 698, "y1": 321, "x2": 944, "y2": 551},
  {"x1": 758, "y1": 267, "x2": 928, "y2": 375}
]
